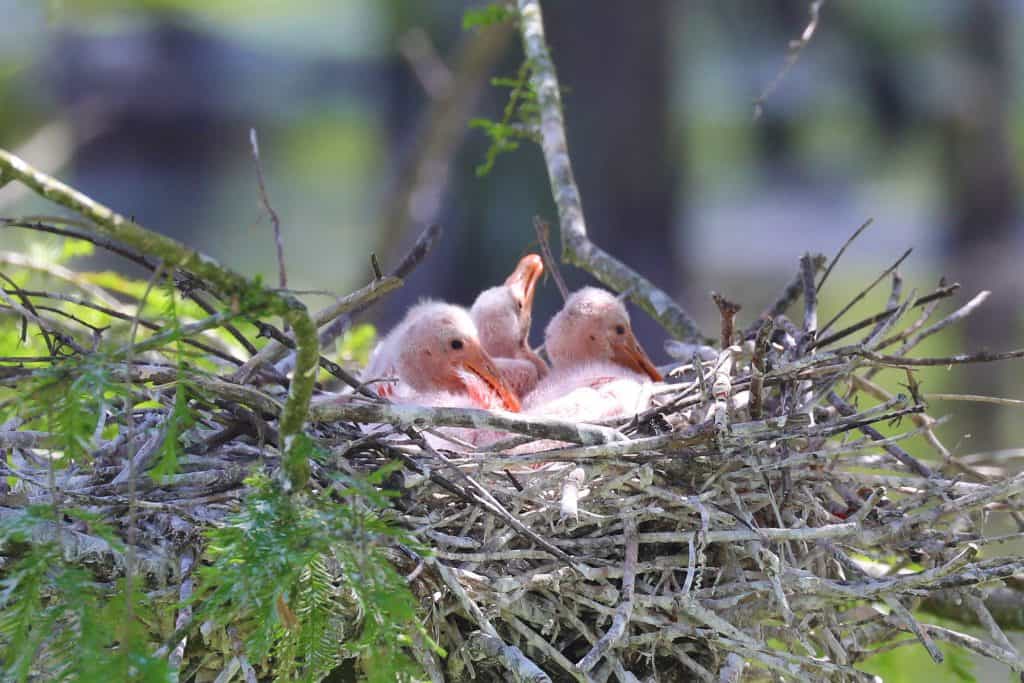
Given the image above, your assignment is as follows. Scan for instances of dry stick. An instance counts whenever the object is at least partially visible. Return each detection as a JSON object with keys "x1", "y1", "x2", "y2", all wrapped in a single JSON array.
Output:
[
  {"x1": 811, "y1": 283, "x2": 960, "y2": 349},
  {"x1": 577, "y1": 516, "x2": 639, "y2": 673},
  {"x1": 534, "y1": 216, "x2": 568, "y2": 302},
  {"x1": 2, "y1": 216, "x2": 157, "y2": 270},
  {"x1": 426, "y1": 557, "x2": 550, "y2": 679},
  {"x1": 799, "y1": 254, "x2": 818, "y2": 342},
  {"x1": 249, "y1": 128, "x2": 286, "y2": 289},
  {"x1": 0, "y1": 285, "x2": 88, "y2": 355},
  {"x1": 168, "y1": 549, "x2": 195, "y2": 671},
  {"x1": 883, "y1": 290, "x2": 990, "y2": 354},
  {"x1": 711, "y1": 292, "x2": 741, "y2": 348},
  {"x1": 963, "y1": 594, "x2": 1024, "y2": 671},
  {"x1": 868, "y1": 271, "x2": 903, "y2": 341},
  {"x1": 317, "y1": 222, "x2": 442, "y2": 350},
  {"x1": 850, "y1": 347, "x2": 1024, "y2": 367},
  {"x1": 516, "y1": 0, "x2": 702, "y2": 342},
  {"x1": 749, "y1": 319, "x2": 774, "y2": 420},
  {"x1": 817, "y1": 247, "x2": 912, "y2": 338},
  {"x1": 827, "y1": 391, "x2": 933, "y2": 478},
  {"x1": 817, "y1": 217, "x2": 874, "y2": 292},
  {"x1": 754, "y1": 0, "x2": 826, "y2": 118},
  {"x1": 502, "y1": 614, "x2": 578, "y2": 682},
  {"x1": 234, "y1": 276, "x2": 400, "y2": 382},
  {"x1": 927, "y1": 393, "x2": 1024, "y2": 407},
  {"x1": 923, "y1": 585, "x2": 1024, "y2": 632},
  {"x1": 744, "y1": 254, "x2": 825, "y2": 337},
  {"x1": 309, "y1": 397, "x2": 623, "y2": 446}
]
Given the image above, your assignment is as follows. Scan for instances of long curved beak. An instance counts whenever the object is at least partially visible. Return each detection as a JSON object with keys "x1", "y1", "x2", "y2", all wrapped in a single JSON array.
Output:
[
  {"x1": 611, "y1": 330, "x2": 663, "y2": 382},
  {"x1": 504, "y1": 254, "x2": 544, "y2": 329},
  {"x1": 459, "y1": 342, "x2": 522, "y2": 412}
]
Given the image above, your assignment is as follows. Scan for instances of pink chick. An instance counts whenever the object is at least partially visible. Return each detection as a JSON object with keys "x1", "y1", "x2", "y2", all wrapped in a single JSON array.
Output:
[
  {"x1": 524, "y1": 287, "x2": 662, "y2": 423},
  {"x1": 363, "y1": 254, "x2": 548, "y2": 399},
  {"x1": 470, "y1": 253, "x2": 549, "y2": 397},
  {"x1": 382, "y1": 302, "x2": 522, "y2": 450},
  {"x1": 382, "y1": 301, "x2": 522, "y2": 413}
]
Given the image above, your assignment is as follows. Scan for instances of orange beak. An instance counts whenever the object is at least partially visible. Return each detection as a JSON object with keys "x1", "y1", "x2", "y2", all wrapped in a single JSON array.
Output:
[
  {"x1": 458, "y1": 341, "x2": 523, "y2": 412},
  {"x1": 611, "y1": 330, "x2": 663, "y2": 382},
  {"x1": 504, "y1": 254, "x2": 544, "y2": 331}
]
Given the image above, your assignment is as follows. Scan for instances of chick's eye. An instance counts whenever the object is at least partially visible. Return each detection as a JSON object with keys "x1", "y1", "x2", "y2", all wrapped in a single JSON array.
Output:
[
  {"x1": 450, "y1": 339, "x2": 464, "y2": 350},
  {"x1": 615, "y1": 325, "x2": 626, "y2": 335}
]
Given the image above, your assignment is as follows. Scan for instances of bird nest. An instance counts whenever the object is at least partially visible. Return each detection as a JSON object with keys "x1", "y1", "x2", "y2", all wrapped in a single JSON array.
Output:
[
  {"x1": 3, "y1": 215, "x2": 1024, "y2": 682},
  {"x1": 372, "y1": 261, "x2": 1024, "y2": 682}
]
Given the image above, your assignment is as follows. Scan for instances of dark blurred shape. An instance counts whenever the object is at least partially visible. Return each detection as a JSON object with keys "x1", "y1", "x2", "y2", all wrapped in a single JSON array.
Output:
[
  {"x1": 47, "y1": 12, "x2": 401, "y2": 249},
  {"x1": 542, "y1": 0, "x2": 680, "y2": 359},
  {"x1": 50, "y1": 17, "x2": 240, "y2": 246},
  {"x1": 939, "y1": 1, "x2": 1022, "y2": 449}
]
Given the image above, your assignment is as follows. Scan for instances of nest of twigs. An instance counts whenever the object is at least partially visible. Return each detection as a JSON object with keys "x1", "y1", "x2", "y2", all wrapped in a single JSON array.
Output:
[
  {"x1": 6, "y1": 219, "x2": 1024, "y2": 682},
  {"x1": 372, "y1": 257, "x2": 1024, "y2": 682}
]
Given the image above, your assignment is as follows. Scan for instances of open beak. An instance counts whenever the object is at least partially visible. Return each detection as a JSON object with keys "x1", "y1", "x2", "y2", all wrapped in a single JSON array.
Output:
[
  {"x1": 459, "y1": 342, "x2": 522, "y2": 412},
  {"x1": 504, "y1": 254, "x2": 544, "y2": 330},
  {"x1": 611, "y1": 330, "x2": 663, "y2": 382}
]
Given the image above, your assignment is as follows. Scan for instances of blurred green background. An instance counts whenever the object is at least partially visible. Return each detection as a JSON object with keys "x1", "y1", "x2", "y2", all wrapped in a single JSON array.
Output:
[{"x1": 1, "y1": 2, "x2": 1023, "y2": 678}]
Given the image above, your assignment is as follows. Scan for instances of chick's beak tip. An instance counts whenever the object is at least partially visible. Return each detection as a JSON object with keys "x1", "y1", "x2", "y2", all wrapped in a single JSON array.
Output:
[
  {"x1": 505, "y1": 254, "x2": 544, "y2": 303},
  {"x1": 613, "y1": 334, "x2": 663, "y2": 382}
]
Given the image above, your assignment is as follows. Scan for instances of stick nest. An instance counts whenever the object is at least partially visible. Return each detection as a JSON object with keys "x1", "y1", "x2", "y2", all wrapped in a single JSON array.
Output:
[{"x1": 4, "y1": 245, "x2": 1024, "y2": 682}]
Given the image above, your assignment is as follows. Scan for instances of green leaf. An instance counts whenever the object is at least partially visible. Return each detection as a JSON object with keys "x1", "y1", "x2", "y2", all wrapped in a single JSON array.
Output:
[{"x1": 462, "y1": 2, "x2": 514, "y2": 30}]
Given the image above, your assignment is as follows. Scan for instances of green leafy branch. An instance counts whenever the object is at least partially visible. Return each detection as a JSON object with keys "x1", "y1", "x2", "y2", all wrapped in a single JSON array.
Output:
[{"x1": 470, "y1": 59, "x2": 542, "y2": 176}]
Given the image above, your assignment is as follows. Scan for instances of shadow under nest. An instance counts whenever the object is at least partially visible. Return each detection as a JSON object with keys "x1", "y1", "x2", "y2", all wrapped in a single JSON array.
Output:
[{"x1": 5, "y1": 218, "x2": 1024, "y2": 681}]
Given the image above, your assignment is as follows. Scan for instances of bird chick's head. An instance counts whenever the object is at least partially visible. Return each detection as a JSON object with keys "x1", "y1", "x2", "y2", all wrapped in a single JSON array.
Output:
[
  {"x1": 544, "y1": 287, "x2": 662, "y2": 381},
  {"x1": 470, "y1": 254, "x2": 544, "y2": 356},
  {"x1": 396, "y1": 301, "x2": 522, "y2": 411}
]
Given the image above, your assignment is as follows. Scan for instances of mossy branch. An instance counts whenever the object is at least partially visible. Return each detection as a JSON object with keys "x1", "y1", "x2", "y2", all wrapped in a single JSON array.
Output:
[
  {"x1": 0, "y1": 148, "x2": 317, "y2": 490},
  {"x1": 515, "y1": 0, "x2": 704, "y2": 342}
]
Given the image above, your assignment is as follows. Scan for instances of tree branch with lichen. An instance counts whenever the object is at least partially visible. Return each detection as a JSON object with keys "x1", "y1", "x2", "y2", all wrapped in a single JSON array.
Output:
[
  {"x1": 515, "y1": 0, "x2": 704, "y2": 342},
  {"x1": 0, "y1": 147, "x2": 317, "y2": 490}
]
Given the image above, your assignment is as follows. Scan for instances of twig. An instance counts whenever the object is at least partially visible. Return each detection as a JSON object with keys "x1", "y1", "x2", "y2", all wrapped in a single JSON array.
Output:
[
  {"x1": 309, "y1": 397, "x2": 625, "y2": 446},
  {"x1": 745, "y1": 255, "x2": 825, "y2": 337},
  {"x1": 817, "y1": 217, "x2": 873, "y2": 292},
  {"x1": 754, "y1": 0, "x2": 826, "y2": 118},
  {"x1": 249, "y1": 128, "x2": 286, "y2": 289},
  {"x1": 533, "y1": 216, "x2": 568, "y2": 302},
  {"x1": 925, "y1": 393, "x2": 1024, "y2": 407},
  {"x1": 711, "y1": 293, "x2": 741, "y2": 349},
  {"x1": 749, "y1": 319, "x2": 774, "y2": 420},
  {"x1": 234, "y1": 276, "x2": 400, "y2": 382},
  {"x1": 577, "y1": 516, "x2": 639, "y2": 673},
  {"x1": 516, "y1": 0, "x2": 703, "y2": 341},
  {"x1": 882, "y1": 290, "x2": 990, "y2": 354},
  {"x1": 317, "y1": 223, "x2": 442, "y2": 351},
  {"x1": 811, "y1": 283, "x2": 960, "y2": 349},
  {"x1": 818, "y1": 247, "x2": 912, "y2": 337},
  {"x1": 827, "y1": 392, "x2": 933, "y2": 478},
  {"x1": 799, "y1": 254, "x2": 818, "y2": 353}
]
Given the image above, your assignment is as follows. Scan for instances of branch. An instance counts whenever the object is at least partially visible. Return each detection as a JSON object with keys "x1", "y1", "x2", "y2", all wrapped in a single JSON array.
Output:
[
  {"x1": 317, "y1": 223, "x2": 441, "y2": 351},
  {"x1": 308, "y1": 397, "x2": 624, "y2": 446},
  {"x1": 0, "y1": 148, "x2": 317, "y2": 489},
  {"x1": 234, "y1": 276, "x2": 400, "y2": 382},
  {"x1": 515, "y1": 0, "x2": 703, "y2": 341}
]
